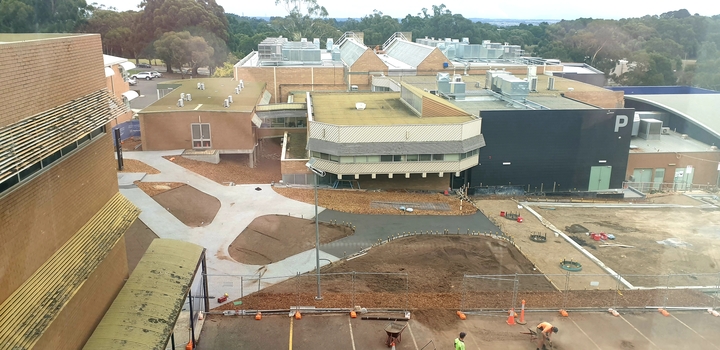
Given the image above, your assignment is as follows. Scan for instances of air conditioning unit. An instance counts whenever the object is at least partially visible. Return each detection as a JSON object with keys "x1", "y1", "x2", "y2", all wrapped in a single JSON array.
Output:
[
  {"x1": 547, "y1": 76, "x2": 555, "y2": 90},
  {"x1": 661, "y1": 127, "x2": 670, "y2": 135},
  {"x1": 528, "y1": 77, "x2": 538, "y2": 92}
]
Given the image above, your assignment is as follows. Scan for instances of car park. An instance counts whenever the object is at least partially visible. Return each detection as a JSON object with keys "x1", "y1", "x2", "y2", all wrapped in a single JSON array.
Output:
[
  {"x1": 127, "y1": 77, "x2": 137, "y2": 85},
  {"x1": 131, "y1": 71, "x2": 154, "y2": 80},
  {"x1": 137, "y1": 63, "x2": 152, "y2": 68},
  {"x1": 149, "y1": 71, "x2": 162, "y2": 78}
]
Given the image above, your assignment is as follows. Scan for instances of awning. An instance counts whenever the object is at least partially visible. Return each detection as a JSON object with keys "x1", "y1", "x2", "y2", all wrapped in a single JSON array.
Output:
[
  {"x1": 251, "y1": 113, "x2": 262, "y2": 128},
  {"x1": 259, "y1": 90, "x2": 272, "y2": 105},
  {"x1": 119, "y1": 61, "x2": 136, "y2": 71},
  {"x1": 104, "y1": 67, "x2": 115, "y2": 77},
  {"x1": 122, "y1": 90, "x2": 139, "y2": 101}
]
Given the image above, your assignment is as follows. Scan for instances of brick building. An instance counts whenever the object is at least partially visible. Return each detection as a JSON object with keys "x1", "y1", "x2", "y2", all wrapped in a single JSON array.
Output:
[
  {"x1": 138, "y1": 78, "x2": 267, "y2": 167},
  {"x1": 0, "y1": 34, "x2": 139, "y2": 349},
  {"x1": 104, "y1": 54, "x2": 138, "y2": 126}
]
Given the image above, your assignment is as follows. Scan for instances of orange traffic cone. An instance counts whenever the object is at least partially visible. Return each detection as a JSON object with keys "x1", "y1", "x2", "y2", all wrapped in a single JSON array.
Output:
[
  {"x1": 294, "y1": 311, "x2": 302, "y2": 320},
  {"x1": 456, "y1": 311, "x2": 466, "y2": 320},
  {"x1": 255, "y1": 311, "x2": 262, "y2": 320},
  {"x1": 185, "y1": 341, "x2": 192, "y2": 350},
  {"x1": 350, "y1": 311, "x2": 357, "y2": 318},
  {"x1": 507, "y1": 308, "x2": 516, "y2": 325},
  {"x1": 559, "y1": 309, "x2": 569, "y2": 317},
  {"x1": 659, "y1": 308, "x2": 670, "y2": 317},
  {"x1": 517, "y1": 300, "x2": 527, "y2": 325}
]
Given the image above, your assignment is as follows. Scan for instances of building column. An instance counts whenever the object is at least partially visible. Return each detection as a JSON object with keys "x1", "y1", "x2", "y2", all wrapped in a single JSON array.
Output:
[{"x1": 249, "y1": 151, "x2": 254, "y2": 168}]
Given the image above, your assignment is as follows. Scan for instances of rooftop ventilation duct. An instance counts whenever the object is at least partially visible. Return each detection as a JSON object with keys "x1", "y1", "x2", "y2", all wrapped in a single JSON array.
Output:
[
  {"x1": 228, "y1": 95, "x2": 233, "y2": 103},
  {"x1": 177, "y1": 98, "x2": 184, "y2": 107},
  {"x1": 355, "y1": 102, "x2": 366, "y2": 110},
  {"x1": 223, "y1": 99, "x2": 230, "y2": 108}
]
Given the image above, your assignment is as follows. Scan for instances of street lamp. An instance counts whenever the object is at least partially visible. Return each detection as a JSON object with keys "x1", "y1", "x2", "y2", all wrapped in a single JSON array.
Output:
[{"x1": 306, "y1": 158, "x2": 326, "y2": 301}]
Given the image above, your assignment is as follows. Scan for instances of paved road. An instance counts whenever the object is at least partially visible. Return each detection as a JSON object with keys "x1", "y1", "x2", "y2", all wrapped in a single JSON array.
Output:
[{"x1": 319, "y1": 210, "x2": 501, "y2": 258}]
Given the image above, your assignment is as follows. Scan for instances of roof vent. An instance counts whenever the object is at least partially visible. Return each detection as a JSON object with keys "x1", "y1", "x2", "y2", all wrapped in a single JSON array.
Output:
[
  {"x1": 711, "y1": 145, "x2": 718, "y2": 151},
  {"x1": 235, "y1": 87, "x2": 240, "y2": 94},
  {"x1": 228, "y1": 95, "x2": 233, "y2": 103},
  {"x1": 177, "y1": 98, "x2": 184, "y2": 107},
  {"x1": 224, "y1": 99, "x2": 230, "y2": 108},
  {"x1": 355, "y1": 102, "x2": 366, "y2": 110},
  {"x1": 185, "y1": 93, "x2": 192, "y2": 101},
  {"x1": 197, "y1": 83, "x2": 202, "y2": 89},
  {"x1": 180, "y1": 93, "x2": 185, "y2": 100},
  {"x1": 681, "y1": 134, "x2": 689, "y2": 139},
  {"x1": 568, "y1": 87, "x2": 574, "y2": 92}
]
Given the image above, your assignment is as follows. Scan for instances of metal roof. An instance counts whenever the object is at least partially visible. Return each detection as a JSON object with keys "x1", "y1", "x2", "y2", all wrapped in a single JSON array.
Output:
[
  {"x1": 0, "y1": 193, "x2": 139, "y2": 349},
  {"x1": 83, "y1": 239, "x2": 204, "y2": 350},
  {"x1": 625, "y1": 94, "x2": 720, "y2": 139},
  {"x1": 384, "y1": 40, "x2": 437, "y2": 68},
  {"x1": 339, "y1": 38, "x2": 367, "y2": 67}
]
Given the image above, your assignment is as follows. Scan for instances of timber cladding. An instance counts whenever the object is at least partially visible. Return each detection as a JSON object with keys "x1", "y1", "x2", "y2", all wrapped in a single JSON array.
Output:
[
  {"x1": 0, "y1": 133, "x2": 118, "y2": 302},
  {"x1": 0, "y1": 34, "x2": 106, "y2": 127},
  {"x1": 139, "y1": 111, "x2": 256, "y2": 151},
  {"x1": 32, "y1": 239, "x2": 128, "y2": 350}
]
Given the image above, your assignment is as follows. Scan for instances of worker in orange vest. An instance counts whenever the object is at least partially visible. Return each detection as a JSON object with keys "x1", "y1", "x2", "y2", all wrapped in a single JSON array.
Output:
[{"x1": 536, "y1": 322, "x2": 558, "y2": 350}]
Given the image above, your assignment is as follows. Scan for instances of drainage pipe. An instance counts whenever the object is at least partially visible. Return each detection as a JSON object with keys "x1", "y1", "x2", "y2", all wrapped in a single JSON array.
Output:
[{"x1": 520, "y1": 203, "x2": 635, "y2": 290}]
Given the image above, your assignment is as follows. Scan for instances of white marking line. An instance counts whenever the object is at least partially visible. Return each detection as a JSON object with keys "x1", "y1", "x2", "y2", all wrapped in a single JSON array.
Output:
[
  {"x1": 671, "y1": 314, "x2": 720, "y2": 350},
  {"x1": 347, "y1": 318, "x2": 357, "y2": 350},
  {"x1": 194, "y1": 104, "x2": 203, "y2": 110},
  {"x1": 619, "y1": 315, "x2": 659, "y2": 348},
  {"x1": 406, "y1": 322, "x2": 419, "y2": 350},
  {"x1": 568, "y1": 316, "x2": 601, "y2": 349}
]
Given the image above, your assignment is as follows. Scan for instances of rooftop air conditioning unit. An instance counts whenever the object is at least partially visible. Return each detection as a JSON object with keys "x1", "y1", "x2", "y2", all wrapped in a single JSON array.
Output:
[
  {"x1": 661, "y1": 127, "x2": 670, "y2": 135},
  {"x1": 548, "y1": 76, "x2": 555, "y2": 90},
  {"x1": 355, "y1": 102, "x2": 366, "y2": 110},
  {"x1": 351, "y1": 85, "x2": 358, "y2": 91},
  {"x1": 529, "y1": 77, "x2": 538, "y2": 92}
]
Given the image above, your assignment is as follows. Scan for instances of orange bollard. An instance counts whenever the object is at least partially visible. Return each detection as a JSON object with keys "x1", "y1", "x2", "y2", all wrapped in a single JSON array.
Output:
[
  {"x1": 186, "y1": 341, "x2": 192, "y2": 350},
  {"x1": 506, "y1": 308, "x2": 516, "y2": 325},
  {"x1": 350, "y1": 311, "x2": 357, "y2": 318},
  {"x1": 608, "y1": 308, "x2": 620, "y2": 317},
  {"x1": 255, "y1": 311, "x2": 262, "y2": 320},
  {"x1": 517, "y1": 300, "x2": 527, "y2": 325},
  {"x1": 294, "y1": 311, "x2": 302, "y2": 320},
  {"x1": 456, "y1": 311, "x2": 466, "y2": 320},
  {"x1": 559, "y1": 309, "x2": 569, "y2": 317},
  {"x1": 659, "y1": 308, "x2": 670, "y2": 317}
]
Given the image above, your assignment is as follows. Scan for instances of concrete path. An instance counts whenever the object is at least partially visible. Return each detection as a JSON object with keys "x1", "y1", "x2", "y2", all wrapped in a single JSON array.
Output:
[{"x1": 119, "y1": 150, "x2": 334, "y2": 307}]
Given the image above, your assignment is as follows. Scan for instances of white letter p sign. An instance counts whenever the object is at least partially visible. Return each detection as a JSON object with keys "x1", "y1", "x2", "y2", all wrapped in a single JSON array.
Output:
[{"x1": 615, "y1": 115, "x2": 628, "y2": 132}]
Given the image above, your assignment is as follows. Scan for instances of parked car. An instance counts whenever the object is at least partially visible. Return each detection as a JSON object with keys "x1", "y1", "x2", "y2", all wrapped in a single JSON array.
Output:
[
  {"x1": 149, "y1": 71, "x2": 162, "y2": 78},
  {"x1": 137, "y1": 63, "x2": 152, "y2": 68},
  {"x1": 127, "y1": 77, "x2": 137, "y2": 86},
  {"x1": 131, "y1": 71, "x2": 154, "y2": 80}
]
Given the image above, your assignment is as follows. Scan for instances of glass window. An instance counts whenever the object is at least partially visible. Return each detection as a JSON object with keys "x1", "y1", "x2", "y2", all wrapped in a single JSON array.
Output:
[
  {"x1": 406, "y1": 154, "x2": 418, "y2": 161},
  {"x1": 419, "y1": 154, "x2": 431, "y2": 161},
  {"x1": 42, "y1": 150, "x2": 62, "y2": 167},
  {"x1": 78, "y1": 134, "x2": 91, "y2": 145},
  {"x1": 19, "y1": 162, "x2": 42, "y2": 181},
  {"x1": 393, "y1": 155, "x2": 402, "y2": 162},
  {"x1": 311, "y1": 152, "x2": 321, "y2": 158},
  {"x1": 355, "y1": 156, "x2": 367, "y2": 163},
  {"x1": 432, "y1": 154, "x2": 444, "y2": 161},
  {"x1": 367, "y1": 155, "x2": 380, "y2": 162},
  {"x1": 61, "y1": 142, "x2": 77, "y2": 156},
  {"x1": 340, "y1": 156, "x2": 354, "y2": 163},
  {"x1": 329, "y1": 155, "x2": 339, "y2": 162},
  {"x1": 460, "y1": 153, "x2": 467, "y2": 160},
  {"x1": 320, "y1": 153, "x2": 330, "y2": 160},
  {"x1": 381, "y1": 155, "x2": 393, "y2": 162},
  {"x1": 445, "y1": 154, "x2": 460, "y2": 161}
]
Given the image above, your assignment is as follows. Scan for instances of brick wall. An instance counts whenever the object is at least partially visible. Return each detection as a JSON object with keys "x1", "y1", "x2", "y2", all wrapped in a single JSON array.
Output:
[
  {"x1": 628, "y1": 152, "x2": 720, "y2": 185},
  {"x1": 355, "y1": 173, "x2": 449, "y2": 191},
  {"x1": 0, "y1": 34, "x2": 105, "y2": 127},
  {"x1": 236, "y1": 65, "x2": 345, "y2": 103},
  {"x1": 106, "y1": 64, "x2": 134, "y2": 126},
  {"x1": 349, "y1": 50, "x2": 387, "y2": 86},
  {"x1": 33, "y1": 238, "x2": 128, "y2": 350},
  {"x1": 140, "y1": 111, "x2": 256, "y2": 151},
  {"x1": 417, "y1": 48, "x2": 450, "y2": 75},
  {"x1": 564, "y1": 91, "x2": 624, "y2": 108},
  {"x1": 278, "y1": 83, "x2": 351, "y2": 100},
  {"x1": 0, "y1": 133, "x2": 118, "y2": 302}
]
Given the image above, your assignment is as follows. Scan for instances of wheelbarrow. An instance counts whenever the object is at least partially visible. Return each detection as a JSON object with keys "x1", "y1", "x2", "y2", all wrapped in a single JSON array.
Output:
[{"x1": 384, "y1": 321, "x2": 408, "y2": 348}]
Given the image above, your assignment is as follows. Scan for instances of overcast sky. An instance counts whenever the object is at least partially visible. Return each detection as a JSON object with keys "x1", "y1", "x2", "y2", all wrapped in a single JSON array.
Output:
[{"x1": 96, "y1": 0, "x2": 720, "y2": 20}]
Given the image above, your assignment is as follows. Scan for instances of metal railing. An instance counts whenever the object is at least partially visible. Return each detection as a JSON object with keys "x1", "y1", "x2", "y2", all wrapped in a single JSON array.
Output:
[{"x1": 624, "y1": 181, "x2": 718, "y2": 193}]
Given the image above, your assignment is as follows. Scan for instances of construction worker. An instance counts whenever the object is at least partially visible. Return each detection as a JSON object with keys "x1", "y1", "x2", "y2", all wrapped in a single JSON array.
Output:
[
  {"x1": 536, "y1": 322, "x2": 558, "y2": 349},
  {"x1": 454, "y1": 332, "x2": 466, "y2": 350}
]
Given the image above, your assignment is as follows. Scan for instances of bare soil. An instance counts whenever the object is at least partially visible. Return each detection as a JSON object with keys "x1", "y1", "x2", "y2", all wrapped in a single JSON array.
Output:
[
  {"x1": 273, "y1": 187, "x2": 476, "y2": 215},
  {"x1": 133, "y1": 181, "x2": 185, "y2": 197},
  {"x1": 228, "y1": 215, "x2": 354, "y2": 265},
  {"x1": 121, "y1": 137, "x2": 143, "y2": 151},
  {"x1": 151, "y1": 185, "x2": 220, "y2": 227},
  {"x1": 164, "y1": 138, "x2": 282, "y2": 184},
  {"x1": 118, "y1": 159, "x2": 159, "y2": 174}
]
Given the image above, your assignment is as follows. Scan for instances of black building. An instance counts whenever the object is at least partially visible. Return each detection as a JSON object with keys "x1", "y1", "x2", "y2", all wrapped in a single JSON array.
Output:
[{"x1": 468, "y1": 108, "x2": 634, "y2": 192}]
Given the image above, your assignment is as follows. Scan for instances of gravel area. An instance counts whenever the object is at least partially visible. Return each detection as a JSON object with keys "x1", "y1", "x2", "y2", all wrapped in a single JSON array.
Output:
[{"x1": 273, "y1": 187, "x2": 476, "y2": 215}]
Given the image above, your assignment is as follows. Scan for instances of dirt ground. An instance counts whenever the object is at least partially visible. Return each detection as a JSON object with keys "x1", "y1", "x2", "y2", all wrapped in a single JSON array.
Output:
[
  {"x1": 120, "y1": 137, "x2": 142, "y2": 151},
  {"x1": 133, "y1": 181, "x2": 185, "y2": 197},
  {"x1": 273, "y1": 187, "x2": 476, "y2": 215},
  {"x1": 118, "y1": 159, "x2": 159, "y2": 174},
  {"x1": 164, "y1": 138, "x2": 282, "y2": 184},
  {"x1": 228, "y1": 215, "x2": 354, "y2": 265},
  {"x1": 151, "y1": 185, "x2": 220, "y2": 227}
]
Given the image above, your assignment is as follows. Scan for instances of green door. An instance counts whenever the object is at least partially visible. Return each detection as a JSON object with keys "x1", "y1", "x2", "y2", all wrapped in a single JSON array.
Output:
[
  {"x1": 674, "y1": 166, "x2": 694, "y2": 190},
  {"x1": 632, "y1": 168, "x2": 653, "y2": 192},
  {"x1": 653, "y1": 168, "x2": 665, "y2": 190},
  {"x1": 589, "y1": 166, "x2": 612, "y2": 191}
]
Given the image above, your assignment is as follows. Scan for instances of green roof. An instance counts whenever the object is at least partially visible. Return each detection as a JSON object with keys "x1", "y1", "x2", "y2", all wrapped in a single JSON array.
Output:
[
  {"x1": 142, "y1": 78, "x2": 265, "y2": 113},
  {"x1": 311, "y1": 92, "x2": 474, "y2": 125},
  {"x1": 83, "y1": 239, "x2": 204, "y2": 350}
]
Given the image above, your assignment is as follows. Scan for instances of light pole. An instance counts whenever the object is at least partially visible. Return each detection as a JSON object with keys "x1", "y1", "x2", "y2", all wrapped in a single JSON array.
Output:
[{"x1": 306, "y1": 158, "x2": 326, "y2": 301}]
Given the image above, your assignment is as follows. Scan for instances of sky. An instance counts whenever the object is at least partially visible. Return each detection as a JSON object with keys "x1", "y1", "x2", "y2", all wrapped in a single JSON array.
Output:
[{"x1": 97, "y1": 0, "x2": 720, "y2": 21}]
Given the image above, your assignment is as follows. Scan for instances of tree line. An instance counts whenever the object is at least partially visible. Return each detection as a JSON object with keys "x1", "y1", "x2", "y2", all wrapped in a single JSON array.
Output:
[{"x1": 1, "y1": 0, "x2": 719, "y2": 88}]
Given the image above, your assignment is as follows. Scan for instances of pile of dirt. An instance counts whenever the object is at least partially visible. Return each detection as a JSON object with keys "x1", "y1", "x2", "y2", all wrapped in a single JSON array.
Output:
[
  {"x1": 228, "y1": 215, "x2": 354, "y2": 265},
  {"x1": 565, "y1": 224, "x2": 588, "y2": 234},
  {"x1": 121, "y1": 137, "x2": 142, "y2": 151},
  {"x1": 273, "y1": 188, "x2": 476, "y2": 215}
]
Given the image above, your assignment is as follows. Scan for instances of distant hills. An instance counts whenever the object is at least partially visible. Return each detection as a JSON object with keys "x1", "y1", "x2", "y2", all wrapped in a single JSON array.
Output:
[{"x1": 230, "y1": 15, "x2": 559, "y2": 27}]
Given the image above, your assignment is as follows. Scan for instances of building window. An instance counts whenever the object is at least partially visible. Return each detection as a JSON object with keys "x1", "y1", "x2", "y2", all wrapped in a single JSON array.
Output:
[
  {"x1": 419, "y1": 154, "x2": 431, "y2": 161},
  {"x1": 432, "y1": 154, "x2": 444, "y2": 161},
  {"x1": 381, "y1": 155, "x2": 393, "y2": 162},
  {"x1": 445, "y1": 154, "x2": 460, "y2": 161},
  {"x1": 191, "y1": 123, "x2": 211, "y2": 148},
  {"x1": 406, "y1": 154, "x2": 418, "y2": 161},
  {"x1": 366, "y1": 155, "x2": 380, "y2": 162}
]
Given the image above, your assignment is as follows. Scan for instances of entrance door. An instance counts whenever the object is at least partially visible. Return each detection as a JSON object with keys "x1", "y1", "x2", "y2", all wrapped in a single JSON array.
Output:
[
  {"x1": 674, "y1": 166, "x2": 694, "y2": 190},
  {"x1": 632, "y1": 168, "x2": 653, "y2": 192},
  {"x1": 589, "y1": 166, "x2": 612, "y2": 191},
  {"x1": 653, "y1": 168, "x2": 665, "y2": 190}
]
